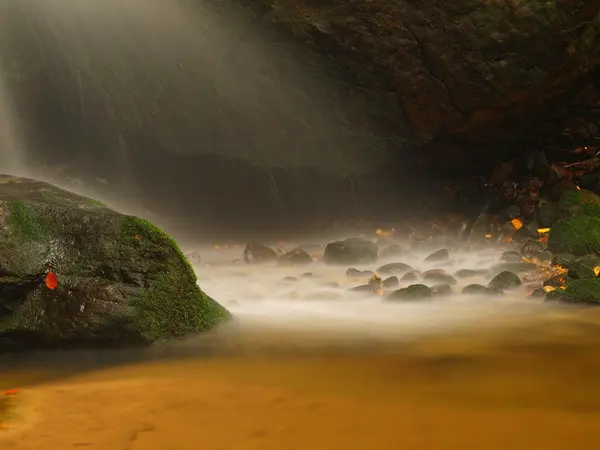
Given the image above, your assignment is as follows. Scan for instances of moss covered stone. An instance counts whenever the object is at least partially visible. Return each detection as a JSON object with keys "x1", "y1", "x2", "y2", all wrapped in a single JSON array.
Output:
[
  {"x1": 488, "y1": 271, "x2": 521, "y2": 290},
  {"x1": 558, "y1": 279, "x2": 600, "y2": 305},
  {"x1": 559, "y1": 190, "x2": 600, "y2": 218},
  {"x1": 0, "y1": 176, "x2": 230, "y2": 351},
  {"x1": 548, "y1": 216, "x2": 600, "y2": 256}
]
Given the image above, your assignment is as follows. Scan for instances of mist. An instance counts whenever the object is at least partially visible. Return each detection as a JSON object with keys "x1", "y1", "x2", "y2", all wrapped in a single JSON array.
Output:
[{"x1": 0, "y1": 0, "x2": 425, "y2": 238}]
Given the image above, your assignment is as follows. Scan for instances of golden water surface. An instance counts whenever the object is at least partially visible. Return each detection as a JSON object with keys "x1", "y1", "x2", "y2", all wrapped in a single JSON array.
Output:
[{"x1": 3, "y1": 309, "x2": 600, "y2": 449}]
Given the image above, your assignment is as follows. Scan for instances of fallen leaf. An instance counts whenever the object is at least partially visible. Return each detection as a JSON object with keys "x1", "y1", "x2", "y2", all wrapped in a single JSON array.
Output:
[{"x1": 45, "y1": 272, "x2": 58, "y2": 290}]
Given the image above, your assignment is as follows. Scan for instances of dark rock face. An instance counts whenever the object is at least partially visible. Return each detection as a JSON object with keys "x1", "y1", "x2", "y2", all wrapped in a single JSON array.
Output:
[
  {"x1": 0, "y1": 176, "x2": 229, "y2": 351},
  {"x1": 235, "y1": 0, "x2": 600, "y2": 170},
  {"x1": 323, "y1": 238, "x2": 378, "y2": 265}
]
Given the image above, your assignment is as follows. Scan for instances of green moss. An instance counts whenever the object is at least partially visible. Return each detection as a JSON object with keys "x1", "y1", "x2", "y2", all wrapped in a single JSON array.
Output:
[
  {"x1": 548, "y1": 216, "x2": 600, "y2": 256},
  {"x1": 6, "y1": 200, "x2": 51, "y2": 241},
  {"x1": 561, "y1": 278, "x2": 600, "y2": 304},
  {"x1": 120, "y1": 216, "x2": 231, "y2": 341},
  {"x1": 559, "y1": 190, "x2": 600, "y2": 218},
  {"x1": 131, "y1": 273, "x2": 230, "y2": 341}
]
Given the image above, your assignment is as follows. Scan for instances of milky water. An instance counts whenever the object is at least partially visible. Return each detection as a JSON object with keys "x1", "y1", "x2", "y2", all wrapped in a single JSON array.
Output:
[{"x1": 187, "y1": 238, "x2": 555, "y2": 343}]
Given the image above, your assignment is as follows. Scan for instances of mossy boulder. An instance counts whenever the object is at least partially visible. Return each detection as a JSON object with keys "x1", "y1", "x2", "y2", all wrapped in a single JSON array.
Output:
[
  {"x1": 0, "y1": 176, "x2": 230, "y2": 351},
  {"x1": 548, "y1": 216, "x2": 600, "y2": 256},
  {"x1": 558, "y1": 189, "x2": 600, "y2": 218},
  {"x1": 324, "y1": 238, "x2": 378, "y2": 265},
  {"x1": 553, "y1": 279, "x2": 600, "y2": 305},
  {"x1": 488, "y1": 271, "x2": 521, "y2": 290}
]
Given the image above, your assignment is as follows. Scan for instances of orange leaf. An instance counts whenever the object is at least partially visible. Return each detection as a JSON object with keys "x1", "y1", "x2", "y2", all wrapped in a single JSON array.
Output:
[
  {"x1": 3, "y1": 389, "x2": 20, "y2": 396},
  {"x1": 135, "y1": 234, "x2": 141, "y2": 240},
  {"x1": 45, "y1": 272, "x2": 58, "y2": 290},
  {"x1": 511, "y1": 218, "x2": 523, "y2": 230}
]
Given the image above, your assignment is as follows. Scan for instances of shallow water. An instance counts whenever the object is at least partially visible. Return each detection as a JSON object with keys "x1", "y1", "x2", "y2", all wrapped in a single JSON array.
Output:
[{"x1": 3, "y1": 238, "x2": 600, "y2": 449}]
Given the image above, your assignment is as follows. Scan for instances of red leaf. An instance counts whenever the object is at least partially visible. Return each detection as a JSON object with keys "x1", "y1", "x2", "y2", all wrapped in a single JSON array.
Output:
[{"x1": 45, "y1": 272, "x2": 58, "y2": 290}]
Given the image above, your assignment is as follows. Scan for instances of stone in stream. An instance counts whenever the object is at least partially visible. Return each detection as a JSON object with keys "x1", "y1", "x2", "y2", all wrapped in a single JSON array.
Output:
[
  {"x1": 552, "y1": 253, "x2": 577, "y2": 267},
  {"x1": 301, "y1": 272, "x2": 316, "y2": 278},
  {"x1": 422, "y1": 272, "x2": 457, "y2": 286},
  {"x1": 400, "y1": 271, "x2": 419, "y2": 282},
  {"x1": 281, "y1": 276, "x2": 298, "y2": 283},
  {"x1": 376, "y1": 262, "x2": 413, "y2": 275},
  {"x1": 530, "y1": 288, "x2": 546, "y2": 298},
  {"x1": 501, "y1": 250, "x2": 522, "y2": 264},
  {"x1": 382, "y1": 276, "x2": 399, "y2": 289},
  {"x1": 349, "y1": 284, "x2": 378, "y2": 295},
  {"x1": 323, "y1": 238, "x2": 378, "y2": 265},
  {"x1": 0, "y1": 176, "x2": 230, "y2": 351},
  {"x1": 521, "y1": 239, "x2": 546, "y2": 257},
  {"x1": 277, "y1": 248, "x2": 313, "y2": 266},
  {"x1": 488, "y1": 271, "x2": 522, "y2": 290},
  {"x1": 558, "y1": 189, "x2": 600, "y2": 218},
  {"x1": 462, "y1": 284, "x2": 503, "y2": 296},
  {"x1": 548, "y1": 216, "x2": 600, "y2": 256},
  {"x1": 549, "y1": 279, "x2": 600, "y2": 305},
  {"x1": 243, "y1": 242, "x2": 278, "y2": 263},
  {"x1": 455, "y1": 269, "x2": 489, "y2": 278},
  {"x1": 424, "y1": 249, "x2": 449, "y2": 262},
  {"x1": 387, "y1": 284, "x2": 433, "y2": 301}
]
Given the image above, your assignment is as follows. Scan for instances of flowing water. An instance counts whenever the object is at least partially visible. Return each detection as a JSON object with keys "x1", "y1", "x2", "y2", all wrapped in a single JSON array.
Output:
[
  {"x1": 2, "y1": 0, "x2": 600, "y2": 448},
  {"x1": 3, "y1": 239, "x2": 600, "y2": 449}
]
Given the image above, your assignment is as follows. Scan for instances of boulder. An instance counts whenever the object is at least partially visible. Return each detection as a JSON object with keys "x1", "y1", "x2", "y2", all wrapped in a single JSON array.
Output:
[
  {"x1": 376, "y1": 262, "x2": 413, "y2": 275},
  {"x1": 548, "y1": 216, "x2": 600, "y2": 256},
  {"x1": 0, "y1": 176, "x2": 230, "y2": 351},
  {"x1": 558, "y1": 189, "x2": 600, "y2": 218},
  {"x1": 424, "y1": 249, "x2": 449, "y2": 262},
  {"x1": 323, "y1": 238, "x2": 378, "y2": 265},
  {"x1": 553, "y1": 279, "x2": 600, "y2": 305},
  {"x1": 278, "y1": 248, "x2": 313, "y2": 265},
  {"x1": 488, "y1": 271, "x2": 522, "y2": 290},
  {"x1": 243, "y1": 242, "x2": 278, "y2": 263},
  {"x1": 387, "y1": 284, "x2": 433, "y2": 301}
]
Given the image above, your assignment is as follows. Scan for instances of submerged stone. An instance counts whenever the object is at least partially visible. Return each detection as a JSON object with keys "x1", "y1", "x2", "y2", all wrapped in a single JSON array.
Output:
[
  {"x1": 488, "y1": 271, "x2": 522, "y2": 290},
  {"x1": 0, "y1": 176, "x2": 230, "y2": 351},
  {"x1": 386, "y1": 284, "x2": 433, "y2": 301},
  {"x1": 323, "y1": 238, "x2": 378, "y2": 265}
]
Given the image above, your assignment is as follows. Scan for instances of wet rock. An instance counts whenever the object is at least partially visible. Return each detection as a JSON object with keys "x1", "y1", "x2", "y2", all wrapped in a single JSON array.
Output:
[
  {"x1": 281, "y1": 276, "x2": 298, "y2": 282},
  {"x1": 455, "y1": 269, "x2": 489, "y2": 278},
  {"x1": 0, "y1": 176, "x2": 230, "y2": 350},
  {"x1": 462, "y1": 284, "x2": 487, "y2": 295},
  {"x1": 301, "y1": 272, "x2": 316, "y2": 278},
  {"x1": 401, "y1": 271, "x2": 419, "y2": 282},
  {"x1": 555, "y1": 279, "x2": 600, "y2": 304},
  {"x1": 432, "y1": 284, "x2": 452, "y2": 297},
  {"x1": 381, "y1": 244, "x2": 403, "y2": 259},
  {"x1": 423, "y1": 273, "x2": 457, "y2": 286},
  {"x1": 424, "y1": 249, "x2": 449, "y2": 262},
  {"x1": 346, "y1": 268, "x2": 375, "y2": 278},
  {"x1": 501, "y1": 250, "x2": 522, "y2": 263},
  {"x1": 564, "y1": 261, "x2": 596, "y2": 280},
  {"x1": 376, "y1": 262, "x2": 413, "y2": 275},
  {"x1": 521, "y1": 239, "x2": 546, "y2": 257},
  {"x1": 537, "y1": 251, "x2": 553, "y2": 263},
  {"x1": 530, "y1": 288, "x2": 546, "y2": 298},
  {"x1": 382, "y1": 276, "x2": 399, "y2": 289},
  {"x1": 580, "y1": 254, "x2": 600, "y2": 268},
  {"x1": 323, "y1": 238, "x2": 378, "y2": 265},
  {"x1": 422, "y1": 269, "x2": 446, "y2": 277},
  {"x1": 558, "y1": 189, "x2": 600, "y2": 218},
  {"x1": 278, "y1": 248, "x2": 313, "y2": 266},
  {"x1": 386, "y1": 284, "x2": 433, "y2": 301},
  {"x1": 349, "y1": 284, "x2": 377, "y2": 295},
  {"x1": 552, "y1": 253, "x2": 576, "y2": 267},
  {"x1": 489, "y1": 271, "x2": 522, "y2": 290},
  {"x1": 537, "y1": 200, "x2": 561, "y2": 228},
  {"x1": 548, "y1": 216, "x2": 600, "y2": 256},
  {"x1": 244, "y1": 242, "x2": 278, "y2": 263}
]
